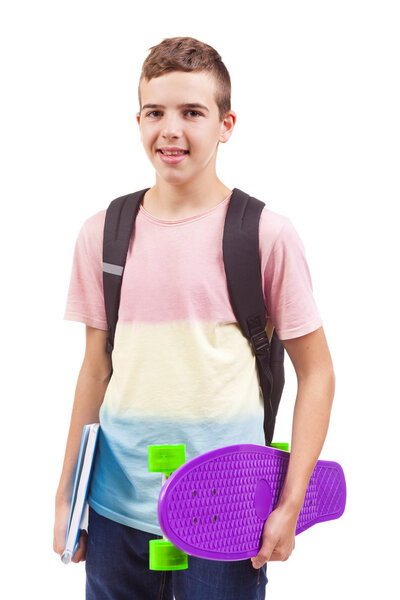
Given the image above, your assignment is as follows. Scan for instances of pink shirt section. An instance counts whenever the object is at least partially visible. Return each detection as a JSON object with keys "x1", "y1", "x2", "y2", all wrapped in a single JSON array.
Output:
[{"x1": 64, "y1": 193, "x2": 322, "y2": 340}]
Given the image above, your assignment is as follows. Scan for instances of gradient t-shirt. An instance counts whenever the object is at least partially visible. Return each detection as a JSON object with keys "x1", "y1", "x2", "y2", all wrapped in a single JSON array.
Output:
[{"x1": 63, "y1": 191, "x2": 323, "y2": 535}]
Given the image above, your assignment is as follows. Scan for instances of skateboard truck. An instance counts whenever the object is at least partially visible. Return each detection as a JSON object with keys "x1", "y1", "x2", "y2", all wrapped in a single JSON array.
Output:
[
  {"x1": 147, "y1": 442, "x2": 289, "y2": 570},
  {"x1": 148, "y1": 444, "x2": 188, "y2": 570}
]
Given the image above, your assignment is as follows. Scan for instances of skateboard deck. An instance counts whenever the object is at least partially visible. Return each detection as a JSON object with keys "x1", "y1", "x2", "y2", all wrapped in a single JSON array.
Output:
[{"x1": 156, "y1": 444, "x2": 346, "y2": 562}]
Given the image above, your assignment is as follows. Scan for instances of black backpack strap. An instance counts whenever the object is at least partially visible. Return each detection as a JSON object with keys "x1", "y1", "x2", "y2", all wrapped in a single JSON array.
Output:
[
  {"x1": 102, "y1": 187, "x2": 150, "y2": 360},
  {"x1": 223, "y1": 188, "x2": 284, "y2": 445}
]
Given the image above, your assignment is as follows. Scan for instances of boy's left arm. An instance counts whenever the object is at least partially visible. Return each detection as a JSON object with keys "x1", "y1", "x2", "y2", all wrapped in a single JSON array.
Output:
[{"x1": 251, "y1": 325, "x2": 335, "y2": 569}]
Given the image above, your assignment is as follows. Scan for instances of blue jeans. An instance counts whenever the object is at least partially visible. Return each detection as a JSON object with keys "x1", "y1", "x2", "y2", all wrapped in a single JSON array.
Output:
[{"x1": 86, "y1": 506, "x2": 268, "y2": 600}]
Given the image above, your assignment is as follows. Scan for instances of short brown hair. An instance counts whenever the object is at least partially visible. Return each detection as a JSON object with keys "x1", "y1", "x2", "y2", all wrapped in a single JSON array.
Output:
[{"x1": 138, "y1": 37, "x2": 231, "y2": 122}]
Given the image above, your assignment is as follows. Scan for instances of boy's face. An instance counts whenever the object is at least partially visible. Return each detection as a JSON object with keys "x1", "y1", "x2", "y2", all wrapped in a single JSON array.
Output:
[{"x1": 136, "y1": 71, "x2": 235, "y2": 185}]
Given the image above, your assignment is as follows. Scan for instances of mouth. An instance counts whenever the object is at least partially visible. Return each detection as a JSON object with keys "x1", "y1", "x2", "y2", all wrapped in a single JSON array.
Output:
[{"x1": 157, "y1": 149, "x2": 190, "y2": 164}]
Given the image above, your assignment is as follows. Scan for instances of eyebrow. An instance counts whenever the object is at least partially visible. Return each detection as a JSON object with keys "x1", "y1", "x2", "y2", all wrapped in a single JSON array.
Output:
[{"x1": 141, "y1": 103, "x2": 209, "y2": 113}]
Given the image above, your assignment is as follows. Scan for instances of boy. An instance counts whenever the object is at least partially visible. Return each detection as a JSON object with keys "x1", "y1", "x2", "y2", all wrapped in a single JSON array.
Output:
[{"x1": 54, "y1": 36, "x2": 335, "y2": 600}]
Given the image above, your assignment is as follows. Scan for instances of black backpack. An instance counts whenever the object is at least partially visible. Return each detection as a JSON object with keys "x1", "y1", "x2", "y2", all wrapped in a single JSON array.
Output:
[{"x1": 102, "y1": 187, "x2": 285, "y2": 446}]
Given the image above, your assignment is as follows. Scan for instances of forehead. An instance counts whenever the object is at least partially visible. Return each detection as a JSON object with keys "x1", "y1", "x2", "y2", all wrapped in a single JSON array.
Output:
[{"x1": 140, "y1": 71, "x2": 217, "y2": 108}]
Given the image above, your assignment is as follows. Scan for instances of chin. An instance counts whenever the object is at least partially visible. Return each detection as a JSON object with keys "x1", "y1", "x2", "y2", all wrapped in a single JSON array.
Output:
[{"x1": 162, "y1": 174, "x2": 190, "y2": 185}]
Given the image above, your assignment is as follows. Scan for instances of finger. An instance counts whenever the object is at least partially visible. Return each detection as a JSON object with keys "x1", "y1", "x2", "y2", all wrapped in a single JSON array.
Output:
[
  {"x1": 72, "y1": 531, "x2": 88, "y2": 563},
  {"x1": 72, "y1": 543, "x2": 86, "y2": 562},
  {"x1": 252, "y1": 541, "x2": 276, "y2": 567},
  {"x1": 262, "y1": 537, "x2": 278, "y2": 563},
  {"x1": 53, "y1": 534, "x2": 67, "y2": 556},
  {"x1": 267, "y1": 546, "x2": 293, "y2": 561}
]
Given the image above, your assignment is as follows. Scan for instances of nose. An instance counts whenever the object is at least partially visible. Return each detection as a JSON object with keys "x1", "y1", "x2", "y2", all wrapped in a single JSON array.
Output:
[{"x1": 161, "y1": 113, "x2": 183, "y2": 139}]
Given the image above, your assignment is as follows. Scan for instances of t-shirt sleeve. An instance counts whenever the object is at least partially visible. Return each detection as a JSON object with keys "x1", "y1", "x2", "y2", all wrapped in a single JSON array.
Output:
[
  {"x1": 260, "y1": 212, "x2": 323, "y2": 340},
  {"x1": 63, "y1": 210, "x2": 109, "y2": 330}
]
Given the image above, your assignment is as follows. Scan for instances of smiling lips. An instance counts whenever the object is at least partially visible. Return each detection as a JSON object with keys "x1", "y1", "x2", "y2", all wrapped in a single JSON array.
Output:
[{"x1": 157, "y1": 149, "x2": 189, "y2": 164}]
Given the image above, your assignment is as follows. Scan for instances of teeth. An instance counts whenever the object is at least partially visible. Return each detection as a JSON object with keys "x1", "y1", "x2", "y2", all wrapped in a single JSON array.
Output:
[{"x1": 161, "y1": 150, "x2": 186, "y2": 155}]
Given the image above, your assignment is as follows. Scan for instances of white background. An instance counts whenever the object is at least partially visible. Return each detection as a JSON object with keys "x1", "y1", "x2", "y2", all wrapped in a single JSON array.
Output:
[{"x1": 1, "y1": 1, "x2": 399, "y2": 598}]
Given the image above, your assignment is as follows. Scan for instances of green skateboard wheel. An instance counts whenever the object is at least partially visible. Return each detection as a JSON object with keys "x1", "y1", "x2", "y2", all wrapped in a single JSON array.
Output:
[
  {"x1": 149, "y1": 539, "x2": 188, "y2": 570},
  {"x1": 270, "y1": 442, "x2": 290, "y2": 452},
  {"x1": 148, "y1": 444, "x2": 186, "y2": 477}
]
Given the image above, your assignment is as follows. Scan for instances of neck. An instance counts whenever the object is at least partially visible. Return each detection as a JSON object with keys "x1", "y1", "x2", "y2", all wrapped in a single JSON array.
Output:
[{"x1": 142, "y1": 177, "x2": 232, "y2": 220}]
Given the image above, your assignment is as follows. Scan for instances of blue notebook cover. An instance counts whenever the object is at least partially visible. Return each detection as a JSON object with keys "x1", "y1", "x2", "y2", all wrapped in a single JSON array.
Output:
[{"x1": 61, "y1": 423, "x2": 100, "y2": 564}]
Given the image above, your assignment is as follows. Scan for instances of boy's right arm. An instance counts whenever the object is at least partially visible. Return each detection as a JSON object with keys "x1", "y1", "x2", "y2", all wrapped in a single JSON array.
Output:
[{"x1": 53, "y1": 325, "x2": 112, "y2": 562}]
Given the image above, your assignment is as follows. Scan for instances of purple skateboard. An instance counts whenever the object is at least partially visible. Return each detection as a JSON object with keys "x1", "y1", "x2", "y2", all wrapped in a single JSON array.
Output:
[{"x1": 156, "y1": 444, "x2": 346, "y2": 563}]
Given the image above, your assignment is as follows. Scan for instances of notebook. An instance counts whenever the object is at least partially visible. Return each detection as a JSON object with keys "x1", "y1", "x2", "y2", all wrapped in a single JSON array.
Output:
[{"x1": 61, "y1": 423, "x2": 100, "y2": 564}]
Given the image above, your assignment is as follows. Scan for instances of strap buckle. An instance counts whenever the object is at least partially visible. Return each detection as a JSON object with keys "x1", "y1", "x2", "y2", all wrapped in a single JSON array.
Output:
[{"x1": 250, "y1": 329, "x2": 270, "y2": 355}]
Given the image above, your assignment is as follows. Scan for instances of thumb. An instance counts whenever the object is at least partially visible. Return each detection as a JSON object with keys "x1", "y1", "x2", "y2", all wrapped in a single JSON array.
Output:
[{"x1": 251, "y1": 533, "x2": 277, "y2": 568}]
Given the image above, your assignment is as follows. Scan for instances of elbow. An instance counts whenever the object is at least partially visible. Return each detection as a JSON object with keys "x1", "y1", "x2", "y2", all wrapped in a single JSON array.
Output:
[{"x1": 297, "y1": 365, "x2": 336, "y2": 402}]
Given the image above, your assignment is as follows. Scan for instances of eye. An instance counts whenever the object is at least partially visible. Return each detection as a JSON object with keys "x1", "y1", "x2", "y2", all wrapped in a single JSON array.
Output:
[{"x1": 145, "y1": 110, "x2": 202, "y2": 118}]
